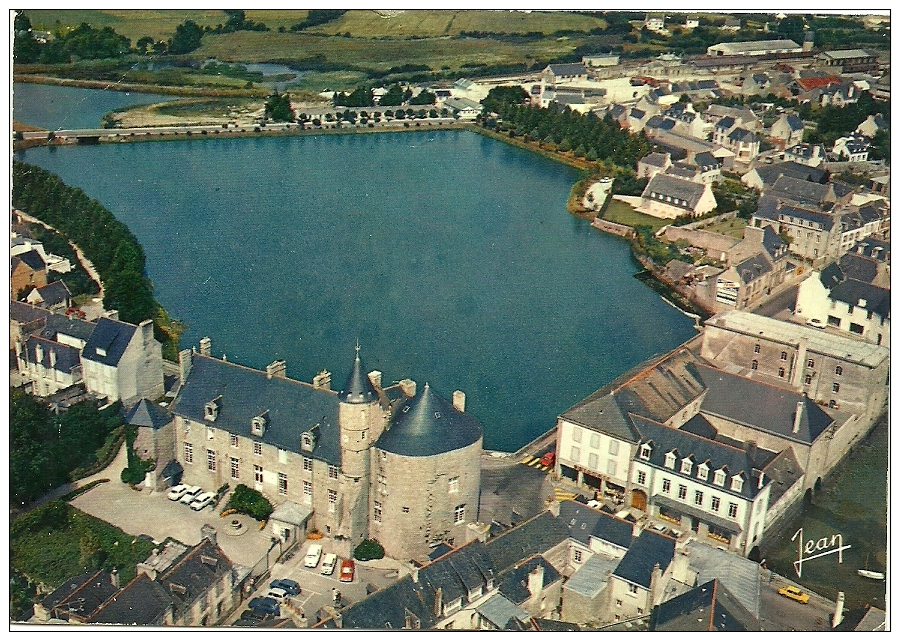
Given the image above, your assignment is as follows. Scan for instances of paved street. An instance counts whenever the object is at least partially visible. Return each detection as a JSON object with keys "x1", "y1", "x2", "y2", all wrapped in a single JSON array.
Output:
[
  {"x1": 479, "y1": 451, "x2": 556, "y2": 528},
  {"x1": 753, "y1": 283, "x2": 800, "y2": 319},
  {"x1": 759, "y1": 572, "x2": 837, "y2": 631}
]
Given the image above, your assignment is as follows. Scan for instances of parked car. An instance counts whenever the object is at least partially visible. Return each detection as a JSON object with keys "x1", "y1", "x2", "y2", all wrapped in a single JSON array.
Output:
[
  {"x1": 806, "y1": 318, "x2": 826, "y2": 329},
  {"x1": 339, "y1": 559, "x2": 355, "y2": 582},
  {"x1": 540, "y1": 452, "x2": 556, "y2": 467},
  {"x1": 304, "y1": 544, "x2": 323, "y2": 568},
  {"x1": 179, "y1": 486, "x2": 202, "y2": 504},
  {"x1": 167, "y1": 484, "x2": 189, "y2": 501},
  {"x1": 269, "y1": 578, "x2": 301, "y2": 596},
  {"x1": 189, "y1": 491, "x2": 215, "y2": 511},
  {"x1": 778, "y1": 585, "x2": 810, "y2": 604},
  {"x1": 321, "y1": 553, "x2": 337, "y2": 575},
  {"x1": 248, "y1": 597, "x2": 280, "y2": 616},
  {"x1": 267, "y1": 586, "x2": 288, "y2": 601}
]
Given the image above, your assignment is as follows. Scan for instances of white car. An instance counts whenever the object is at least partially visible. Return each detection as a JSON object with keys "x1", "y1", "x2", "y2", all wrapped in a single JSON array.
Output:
[
  {"x1": 807, "y1": 318, "x2": 826, "y2": 329},
  {"x1": 180, "y1": 486, "x2": 203, "y2": 504},
  {"x1": 190, "y1": 492, "x2": 216, "y2": 511},
  {"x1": 321, "y1": 553, "x2": 337, "y2": 575},
  {"x1": 167, "y1": 484, "x2": 189, "y2": 501},
  {"x1": 304, "y1": 544, "x2": 323, "y2": 568}
]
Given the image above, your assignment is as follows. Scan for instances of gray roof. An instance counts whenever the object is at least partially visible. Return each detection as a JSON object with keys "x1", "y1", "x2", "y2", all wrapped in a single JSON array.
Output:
[
  {"x1": 338, "y1": 354, "x2": 377, "y2": 404},
  {"x1": 613, "y1": 530, "x2": 676, "y2": 589},
  {"x1": 172, "y1": 353, "x2": 342, "y2": 464},
  {"x1": 735, "y1": 253, "x2": 773, "y2": 284},
  {"x1": 768, "y1": 175, "x2": 833, "y2": 206},
  {"x1": 697, "y1": 366, "x2": 834, "y2": 445},
  {"x1": 684, "y1": 541, "x2": 762, "y2": 618},
  {"x1": 820, "y1": 263, "x2": 845, "y2": 289},
  {"x1": 728, "y1": 128, "x2": 757, "y2": 143},
  {"x1": 649, "y1": 578, "x2": 758, "y2": 631},
  {"x1": 30, "y1": 280, "x2": 71, "y2": 306},
  {"x1": 375, "y1": 383, "x2": 482, "y2": 457},
  {"x1": 88, "y1": 573, "x2": 173, "y2": 625},
  {"x1": 829, "y1": 279, "x2": 890, "y2": 318},
  {"x1": 475, "y1": 594, "x2": 530, "y2": 629},
  {"x1": 496, "y1": 555, "x2": 561, "y2": 605},
  {"x1": 749, "y1": 162, "x2": 827, "y2": 187},
  {"x1": 642, "y1": 174, "x2": 708, "y2": 212},
  {"x1": 81, "y1": 317, "x2": 138, "y2": 367},
  {"x1": 9, "y1": 300, "x2": 96, "y2": 342},
  {"x1": 755, "y1": 195, "x2": 835, "y2": 231},
  {"x1": 126, "y1": 399, "x2": 173, "y2": 430},
  {"x1": 759, "y1": 225, "x2": 788, "y2": 260},
  {"x1": 43, "y1": 570, "x2": 119, "y2": 621},
  {"x1": 12, "y1": 249, "x2": 45, "y2": 271},
  {"x1": 558, "y1": 500, "x2": 634, "y2": 549},
  {"x1": 838, "y1": 253, "x2": 880, "y2": 283},
  {"x1": 716, "y1": 116, "x2": 736, "y2": 131},
  {"x1": 546, "y1": 63, "x2": 586, "y2": 76},
  {"x1": 641, "y1": 152, "x2": 671, "y2": 168},
  {"x1": 562, "y1": 553, "x2": 617, "y2": 598},
  {"x1": 158, "y1": 539, "x2": 232, "y2": 618},
  {"x1": 785, "y1": 115, "x2": 804, "y2": 131},
  {"x1": 24, "y1": 335, "x2": 81, "y2": 373},
  {"x1": 692, "y1": 152, "x2": 720, "y2": 169}
]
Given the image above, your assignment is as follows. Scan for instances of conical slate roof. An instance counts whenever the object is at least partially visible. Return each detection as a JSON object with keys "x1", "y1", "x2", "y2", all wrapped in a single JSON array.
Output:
[
  {"x1": 338, "y1": 353, "x2": 377, "y2": 404},
  {"x1": 375, "y1": 383, "x2": 482, "y2": 457}
]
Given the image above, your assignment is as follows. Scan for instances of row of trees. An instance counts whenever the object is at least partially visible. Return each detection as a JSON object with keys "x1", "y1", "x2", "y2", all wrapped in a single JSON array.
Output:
[
  {"x1": 333, "y1": 85, "x2": 437, "y2": 108},
  {"x1": 12, "y1": 163, "x2": 182, "y2": 357},
  {"x1": 11, "y1": 388, "x2": 123, "y2": 506}
]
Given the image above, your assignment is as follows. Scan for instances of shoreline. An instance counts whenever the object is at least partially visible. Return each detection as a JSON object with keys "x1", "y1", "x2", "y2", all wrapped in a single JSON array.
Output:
[{"x1": 13, "y1": 72, "x2": 268, "y2": 98}]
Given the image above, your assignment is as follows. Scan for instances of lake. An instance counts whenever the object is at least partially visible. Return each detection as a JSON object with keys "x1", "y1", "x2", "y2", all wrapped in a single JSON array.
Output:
[{"x1": 15, "y1": 97, "x2": 696, "y2": 452}]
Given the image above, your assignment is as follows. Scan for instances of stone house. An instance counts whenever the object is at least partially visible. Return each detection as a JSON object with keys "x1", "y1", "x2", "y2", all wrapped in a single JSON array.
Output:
[
  {"x1": 639, "y1": 174, "x2": 717, "y2": 219},
  {"x1": 26, "y1": 279, "x2": 72, "y2": 311},
  {"x1": 768, "y1": 113, "x2": 805, "y2": 148},
  {"x1": 637, "y1": 152, "x2": 673, "y2": 180},
  {"x1": 126, "y1": 398, "x2": 178, "y2": 490},
  {"x1": 740, "y1": 162, "x2": 828, "y2": 192},
  {"x1": 10, "y1": 249, "x2": 46, "y2": 300}
]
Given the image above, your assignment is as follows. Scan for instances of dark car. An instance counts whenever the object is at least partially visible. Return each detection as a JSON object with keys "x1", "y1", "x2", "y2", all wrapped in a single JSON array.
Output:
[
  {"x1": 248, "y1": 597, "x2": 280, "y2": 617},
  {"x1": 239, "y1": 609, "x2": 271, "y2": 622},
  {"x1": 269, "y1": 578, "x2": 301, "y2": 595}
]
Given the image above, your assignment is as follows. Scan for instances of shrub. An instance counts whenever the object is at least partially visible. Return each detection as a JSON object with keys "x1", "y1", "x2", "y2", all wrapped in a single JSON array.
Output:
[
  {"x1": 354, "y1": 538, "x2": 385, "y2": 561},
  {"x1": 224, "y1": 484, "x2": 273, "y2": 521}
]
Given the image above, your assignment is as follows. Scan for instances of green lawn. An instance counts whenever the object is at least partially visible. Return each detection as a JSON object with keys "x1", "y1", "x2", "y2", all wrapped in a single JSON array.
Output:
[
  {"x1": 601, "y1": 199, "x2": 670, "y2": 232},
  {"x1": 701, "y1": 216, "x2": 749, "y2": 239}
]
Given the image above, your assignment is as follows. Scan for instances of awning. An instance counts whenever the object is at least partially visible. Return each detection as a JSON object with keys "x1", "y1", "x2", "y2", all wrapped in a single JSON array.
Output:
[{"x1": 651, "y1": 495, "x2": 743, "y2": 534}]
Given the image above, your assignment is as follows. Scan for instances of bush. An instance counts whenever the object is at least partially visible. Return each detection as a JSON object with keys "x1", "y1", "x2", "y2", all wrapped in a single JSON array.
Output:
[
  {"x1": 354, "y1": 538, "x2": 385, "y2": 561},
  {"x1": 224, "y1": 484, "x2": 273, "y2": 521}
]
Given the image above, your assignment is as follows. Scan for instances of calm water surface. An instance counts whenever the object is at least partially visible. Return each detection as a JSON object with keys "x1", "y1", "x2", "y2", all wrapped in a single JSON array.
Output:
[
  {"x1": 13, "y1": 82, "x2": 175, "y2": 130},
  {"x1": 17, "y1": 130, "x2": 696, "y2": 451}
]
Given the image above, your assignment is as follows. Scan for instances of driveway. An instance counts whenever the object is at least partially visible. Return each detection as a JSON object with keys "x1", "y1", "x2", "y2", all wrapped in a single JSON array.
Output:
[{"x1": 70, "y1": 480, "x2": 273, "y2": 567}]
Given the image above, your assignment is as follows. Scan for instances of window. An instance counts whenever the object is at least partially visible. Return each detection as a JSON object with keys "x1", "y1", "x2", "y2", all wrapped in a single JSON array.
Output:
[
  {"x1": 628, "y1": 583, "x2": 639, "y2": 595},
  {"x1": 639, "y1": 444, "x2": 652, "y2": 460},
  {"x1": 570, "y1": 446, "x2": 581, "y2": 462},
  {"x1": 230, "y1": 433, "x2": 239, "y2": 448},
  {"x1": 254, "y1": 464, "x2": 263, "y2": 483},
  {"x1": 804, "y1": 374, "x2": 813, "y2": 385},
  {"x1": 278, "y1": 449, "x2": 288, "y2": 464},
  {"x1": 328, "y1": 464, "x2": 339, "y2": 480},
  {"x1": 253, "y1": 441, "x2": 262, "y2": 456},
  {"x1": 664, "y1": 452, "x2": 676, "y2": 469},
  {"x1": 378, "y1": 474, "x2": 387, "y2": 495},
  {"x1": 278, "y1": 473, "x2": 287, "y2": 495},
  {"x1": 402, "y1": 506, "x2": 410, "y2": 514},
  {"x1": 807, "y1": 359, "x2": 815, "y2": 369},
  {"x1": 731, "y1": 475, "x2": 743, "y2": 492},
  {"x1": 454, "y1": 504, "x2": 466, "y2": 524},
  {"x1": 588, "y1": 453, "x2": 598, "y2": 470},
  {"x1": 849, "y1": 322, "x2": 864, "y2": 335},
  {"x1": 835, "y1": 366, "x2": 843, "y2": 376},
  {"x1": 662, "y1": 478, "x2": 671, "y2": 494},
  {"x1": 449, "y1": 476, "x2": 459, "y2": 493},
  {"x1": 374, "y1": 501, "x2": 383, "y2": 523},
  {"x1": 303, "y1": 480, "x2": 312, "y2": 505},
  {"x1": 607, "y1": 460, "x2": 617, "y2": 476},
  {"x1": 778, "y1": 367, "x2": 785, "y2": 378},
  {"x1": 573, "y1": 549, "x2": 582, "y2": 563},
  {"x1": 637, "y1": 471, "x2": 647, "y2": 485},
  {"x1": 303, "y1": 457, "x2": 313, "y2": 473},
  {"x1": 832, "y1": 382, "x2": 840, "y2": 393},
  {"x1": 207, "y1": 449, "x2": 216, "y2": 472},
  {"x1": 781, "y1": 351, "x2": 788, "y2": 361},
  {"x1": 828, "y1": 315, "x2": 841, "y2": 327},
  {"x1": 302, "y1": 434, "x2": 312, "y2": 450},
  {"x1": 590, "y1": 433, "x2": 600, "y2": 449},
  {"x1": 711, "y1": 496, "x2": 720, "y2": 512},
  {"x1": 714, "y1": 470, "x2": 726, "y2": 486},
  {"x1": 184, "y1": 442, "x2": 193, "y2": 464},
  {"x1": 207, "y1": 428, "x2": 215, "y2": 441},
  {"x1": 753, "y1": 344, "x2": 760, "y2": 354},
  {"x1": 680, "y1": 458, "x2": 693, "y2": 475},
  {"x1": 572, "y1": 426, "x2": 582, "y2": 443},
  {"x1": 328, "y1": 489, "x2": 337, "y2": 513},
  {"x1": 751, "y1": 359, "x2": 758, "y2": 370},
  {"x1": 728, "y1": 503, "x2": 738, "y2": 518},
  {"x1": 678, "y1": 485, "x2": 687, "y2": 500},
  {"x1": 697, "y1": 464, "x2": 708, "y2": 480},
  {"x1": 608, "y1": 439, "x2": 619, "y2": 456},
  {"x1": 230, "y1": 457, "x2": 239, "y2": 479},
  {"x1": 694, "y1": 490, "x2": 704, "y2": 506}
]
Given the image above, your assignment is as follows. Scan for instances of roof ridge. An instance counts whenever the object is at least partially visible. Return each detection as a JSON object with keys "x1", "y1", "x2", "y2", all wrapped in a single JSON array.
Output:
[
  {"x1": 194, "y1": 352, "x2": 319, "y2": 389},
  {"x1": 629, "y1": 412, "x2": 758, "y2": 459}
]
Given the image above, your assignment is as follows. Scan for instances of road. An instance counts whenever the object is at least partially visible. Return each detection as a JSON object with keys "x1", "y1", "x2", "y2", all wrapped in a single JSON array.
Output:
[
  {"x1": 753, "y1": 283, "x2": 799, "y2": 319},
  {"x1": 759, "y1": 573, "x2": 837, "y2": 631},
  {"x1": 478, "y1": 451, "x2": 556, "y2": 528}
]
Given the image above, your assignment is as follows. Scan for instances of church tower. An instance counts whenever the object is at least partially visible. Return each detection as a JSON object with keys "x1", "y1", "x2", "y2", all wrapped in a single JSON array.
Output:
[{"x1": 336, "y1": 345, "x2": 383, "y2": 547}]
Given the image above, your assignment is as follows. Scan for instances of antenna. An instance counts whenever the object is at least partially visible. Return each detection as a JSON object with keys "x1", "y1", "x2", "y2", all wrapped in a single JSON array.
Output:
[{"x1": 355, "y1": 338, "x2": 361, "y2": 359}]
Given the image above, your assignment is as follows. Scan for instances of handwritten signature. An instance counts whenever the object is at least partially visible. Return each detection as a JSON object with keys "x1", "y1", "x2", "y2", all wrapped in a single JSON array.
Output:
[{"x1": 791, "y1": 527, "x2": 851, "y2": 578}]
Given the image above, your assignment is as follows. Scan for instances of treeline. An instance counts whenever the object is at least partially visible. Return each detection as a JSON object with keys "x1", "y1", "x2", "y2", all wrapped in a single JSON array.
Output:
[
  {"x1": 10, "y1": 388, "x2": 123, "y2": 506},
  {"x1": 289, "y1": 9, "x2": 348, "y2": 32},
  {"x1": 12, "y1": 163, "x2": 182, "y2": 357},
  {"x1": 25, "y1": 224, "x2": 100, "y2": 297},
  {"x1": 14, "y1": 14, "x2": 130, "y2": 64}
]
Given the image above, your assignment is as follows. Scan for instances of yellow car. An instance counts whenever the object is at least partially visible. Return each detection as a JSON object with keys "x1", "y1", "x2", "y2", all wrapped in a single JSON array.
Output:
[{"x1": 778, "y1": 585, "x2": 810, "y2": 604}]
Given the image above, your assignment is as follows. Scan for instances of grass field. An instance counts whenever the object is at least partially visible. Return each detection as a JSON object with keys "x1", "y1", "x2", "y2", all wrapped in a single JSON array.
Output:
[
  {"x1": 700, "y1": 216, "x2": 749, "y2": 238},
  {"x1": 601, "y1": 199, "x2": 670, "y2": 232}
]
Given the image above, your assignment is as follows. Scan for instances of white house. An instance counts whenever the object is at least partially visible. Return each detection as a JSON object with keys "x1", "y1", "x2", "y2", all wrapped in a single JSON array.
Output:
[
  {"x1": 640, "y1": 174, "x2": 718, "y2": 219},
  {"x1": 768, "y1": 113, "x2": 805, "y2": 148},
  {"x1": 81, "y1": 315, "x2": 164, "y2": 404}
]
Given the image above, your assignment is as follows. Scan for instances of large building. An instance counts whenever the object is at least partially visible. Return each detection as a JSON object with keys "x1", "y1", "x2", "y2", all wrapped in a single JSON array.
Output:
[
  {"x1": 706, "y1": 39, "x2": 802, "y2": 57},
  {"x1": 170, "y1": 340, "x2": 482, "y2": 561}
]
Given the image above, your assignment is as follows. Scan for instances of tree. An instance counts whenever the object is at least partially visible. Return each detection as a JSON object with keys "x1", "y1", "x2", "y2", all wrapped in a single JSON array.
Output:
[
  {"x1": 136, "y1": 36, "x2": 154, "y2": 54},
  {"x1": 169, "y1": 20, "x2": 203, "y2": 55},
  {"x1": 409, "y1": 89, "x2": 436, "y2": 106},
  {"x1": 481, "y1": 86, "x2": 530, "y2": 114},
  {"x1": 264, "y1": 91, "x2": 295, "y2": 122},
  {"x1": 13, "y1": 12, "x2": 41, "y2": 63}
]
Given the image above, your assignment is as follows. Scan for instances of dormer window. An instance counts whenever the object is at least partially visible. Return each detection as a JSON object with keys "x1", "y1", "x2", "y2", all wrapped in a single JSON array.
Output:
[
  {"x1": 731, "y1": 474, "x2": 744, "y2": 493},
  {"x1": 251, "y1": 411, "x2": 269, "y2": 437},
  {"x1": 204, "y1": 396, "x2": 221, "y2": 422},
  {"x1": 639, "y1": 443, "x2": 652, "y2": 460},
  {"x1": 301, "y1": 431, "x2": 316, "y2": 452},
  {"x1": 96, "y1": 347, "x2": 107, "y2": 357},
  {"x1": 680, "y1": 457, "x2": 693, "y2": 475},
  {"x1": 697, "y1": 463, "x2": 709, "y2": 481},
  {"x1": 714, "y1": 469, "x2": 726, "y2": 486},
  {"x1": 664, "y1": 451, "x2": 676, "y2": 469}
]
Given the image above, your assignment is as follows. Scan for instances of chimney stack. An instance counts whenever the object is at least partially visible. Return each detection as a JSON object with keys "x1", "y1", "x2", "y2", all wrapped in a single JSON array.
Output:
[
  {"x1": 266, "y1": 359, "x2": 287, "y2": 380},
  {"x1": 110, "y1": 568, "x2": 119, "y2": 589},
  {"x1": 833, "y1": 591, "x2": 845, "y2": 627},
  {"x1": 793, "y1": 399, "x2": 805, "y2": 434},
  {"x1": 199, "y1": 337, "x2": 212, "y2": 357},
  {"x1": 368, "y1": 370, "x2": 382, "y2": 389},
  {"x1": 527, "y1": 565, "x2": 545, "y2": 604},
  {"x1": 453, "y1": 390, "x2": 466, "y2": 413},
  {"x1": 745, "y1": 440, "x2": 757, "y2": 461},
  {"x1": 548, "y1": 500, "x2": 561, "y2": 517},
  {"x1": 104, "y1": 310, "x2": 119, "y2": 321},
  {"x1": 179, "y1": 348, "x2": 193, "y2": 384},
  {"x1": 399, "y1": 379, "x2": 417, "y2": 398},
  {"x1": 433, "y1": 587, "x2": 442, "y2": 617},
  {"x1": 649, "y1": 562, "x2": 663, "y2": 606},
  {"x1": 313, "y1": 369, "x2": 332, "y2": 390}
]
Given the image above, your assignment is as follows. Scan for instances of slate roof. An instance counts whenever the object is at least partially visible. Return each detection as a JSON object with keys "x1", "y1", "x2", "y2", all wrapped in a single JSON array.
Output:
[
  {"x1": 838, "y1": 254, "x2": 880, "y2": 283},
  {"x1": 475, "y1": 594, "x2": 530, "y2": 629},
  {"x1": 630, "y1": 108, "x2": 646, "y2": 120},
  {"x1": 667, "y1": 165, "x2": 698, "y2": 180},
  {"x1": 749, "y1": 162, "x2": 828, "y2": 187},
  {"x1": 820, "y1": 263, "x2": 845, "y2": 290},
  {"x1": 562, "y1": 553, "x2": 617, "y2": 598},
  {"x1": 41, "y1": 571, "x2": 107, "y2": 614},
  {"x1": 558, "y1": 500, "x2": 634, "y2": 549},
  {"x1": 715, "y1": 116, "x2": 736, "y2": 131},
  {"x1": 641, "y1": 152, "x2": 672, "y2": 168},
  {"x1": 81, "y1": 317, "x2": 139, "y2": 367},
  {"x1": 375, "y1": 383, "x2": 482, "y2": 457},
  {"x1": 88, "y1": 573, "x2": 173, "y2": 625},
  {"x1": 126, "y1": 398, "x2": 173, "y2": 430},
  {"x1": 649, "y1": 578, "x2": 758, "y2": 630},
  {"x1": 9, "y1": 300, "x2": 96, "y2": 342},
  {"x1": 755, "y1": 196, "x2": 835, "y2": 231},
  {"x1": 172, "y1": 353, "x2": 342, "y2": 464},
  {"x1": 759, "y1": 225, "x2": 788, "y2": 260},
  {"x1": 642, "y1": 174, "x2": 708, "y2": 211},
  {"x1": 546, "y1": 63, "x2": 586, "y2": 76},
  {"x1": 829, "y1": 279, "x2": 890, "y2": 318},
  {"x1": 768, "y1": 175, "x2": 833, "y2": 206},
  {"x1": 24, "y1": 335, "x2": 82, "y2": 373},
  {"x1": 785, "y1": 115, "x2": 804, "y2": 131},
  {"x1": 683, "y1": 541, "x2": 762, "y2": 619},
  {"x1": 735, "y1": 253, "x2": 773, "y2": 284},
  {"x1": 496, "y1": 555, "x2": 561, "y2": 605},
  {"x1": 534, "y1": 618, "x2": 581, "y2": 631},
  {"x1": 44, "y1": 570, "x2": 119, "y2": 621},
  {"x1": 338, "y1": 353, "x2": 377, "y2": 404},
  {"x1": 693, "y1": 152, "x2": 720, "y2": 169},
  {"x1": 612, "y1": 530, "x2": 676, "y2": 589},
  {"x1": 482, "y1": 511, "x2": 571, "y2": 574},
  {"x1": 12, "y1": 248, "x2": 45, "y2": 271},
  {"x1": 728, "y1": 128, "x2": 757, "y2": 143},
  {"x1": 697, "y1": 366, "x2": 834, "y2": 445},
  {"x1": 30, "y1": 280, "x2": 71, "y2": 306},
  {"x1": 158, "y1": 538, "x2": 232, "y2": 618}
]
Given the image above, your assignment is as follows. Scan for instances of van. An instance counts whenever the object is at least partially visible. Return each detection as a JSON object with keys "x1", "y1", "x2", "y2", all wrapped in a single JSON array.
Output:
[{"x1": 267, "y1": 587, "x2": 288, "y2": 601}]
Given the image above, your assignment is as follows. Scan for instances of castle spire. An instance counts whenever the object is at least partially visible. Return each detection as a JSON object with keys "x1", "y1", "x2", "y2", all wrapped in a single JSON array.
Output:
[{"x1": 339, "y1": 346, "x2": 377, "y2": 404}]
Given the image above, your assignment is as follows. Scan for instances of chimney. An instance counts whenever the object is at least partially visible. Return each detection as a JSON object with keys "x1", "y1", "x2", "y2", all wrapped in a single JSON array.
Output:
[
  {"x1": 791, "y1": 340, "x2": 808, "y2": 389},
  {"x1": 140, "y1": 319, "x2": 154, "y2": 344},
  {"x1": 179, "y1": 348, "x2": 192, "y2": 384},
  {"x1": 433, "y1": 586, "x2": 442, "y2": 616},
  {"x1": 411, "y1": 565, "x2": 419, "y2": 584},
  {"x1": 199, "y1": 336, "x2": 212, "y2": 357},
  {"x1": 453, "y1": 390, "x2": 466, "y2": 413},
  {"x1": 793, "y1": 399, "x2": 805, "y2": 434},
  {"x1": 367, "y1": 370, "x2": 382, "y2": 389},
  {"x1": 649, "y1": 562, "x2": 663, "y2": 606},
  {"x1": 313, "y1": 369, "x2": 332, "y2": 390},
  {"x1": 49, "y1": 347, "x2": 57, "y2": 368},
  {"x1": 110, "y1": 568, "x2": 119, "y2": 589},
  {"x1": 745, "y1": 440, "x2": 757, "y2": 461},
  {"x1": 548, "y1": 500, "x2": 560, "y2": 517},
  {"x1": 104, "y1": 310, "x2": 119, "y2": 321},
  {"x1": 333, "y1": 612, "x2": 343, "y2": 628},
  {"x1": 266, "y1": 359, "x2": 287, "y2": 380},
  {"x1": 833, "y1": 591, "x2": 845, "y2": 627},
  {"x1": 200, "y1": 524, "x2": 217, "y2": 544},
  {"x1": 399, "y1": 378, "x2": 417, "y2": 398},
  {"x1": 527, "y1": 565, "x2": 545, "y2": 603}
]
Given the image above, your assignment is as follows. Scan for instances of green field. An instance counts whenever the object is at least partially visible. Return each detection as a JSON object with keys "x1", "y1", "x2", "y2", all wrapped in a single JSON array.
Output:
[
  {"x1": 601, "y1": 199, "x2": 670, "y2": 232},
  {"x1": 701, "y1": 216, "x2": 749, "y2": 239}
]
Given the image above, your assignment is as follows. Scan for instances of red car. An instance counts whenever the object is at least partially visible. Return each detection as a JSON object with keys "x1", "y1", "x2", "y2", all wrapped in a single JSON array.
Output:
[
  {"x1": 339, "y1": 558, "x2": 355, "y2": 582},
  {"x1": 540, "y1": 452, "x2": 556, "y2": 467}
]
